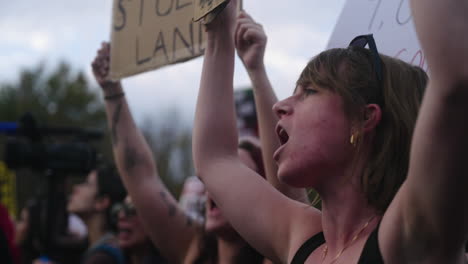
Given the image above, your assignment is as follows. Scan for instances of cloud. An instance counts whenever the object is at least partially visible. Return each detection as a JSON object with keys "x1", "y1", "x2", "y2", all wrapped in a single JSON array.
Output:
[
  {"x1": 0, "y1": 21, "x2": 51, "y2": 52},
  {"x1": 1, "y1": 0, "x2": 346, "y2": 122},
  {"x1": 30, "y1": 31, "x2": 52, "y2": 52},
  {"x1": 0, "y1": 0, "x2": 113, "y2": 82}
]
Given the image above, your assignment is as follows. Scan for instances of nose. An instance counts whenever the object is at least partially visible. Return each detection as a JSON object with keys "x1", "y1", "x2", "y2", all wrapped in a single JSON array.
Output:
[
  {"x1": 118, "y1": 208, "x2": 126, "y2": 219},
  {"x1": 273, "y1": 98, "x2": 293, "y2": 119}
]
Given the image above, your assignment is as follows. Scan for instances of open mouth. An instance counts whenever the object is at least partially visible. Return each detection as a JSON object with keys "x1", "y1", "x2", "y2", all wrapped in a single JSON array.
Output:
[
  {"x1": 118, "y1": 226, "x2": 133, "y2": 239},
  {"x1": 209, "y1": 199, "x2": 218, "y2": 210},
  {"x1": 276, "y1": 124, "x2": 289, "y2": 145}
]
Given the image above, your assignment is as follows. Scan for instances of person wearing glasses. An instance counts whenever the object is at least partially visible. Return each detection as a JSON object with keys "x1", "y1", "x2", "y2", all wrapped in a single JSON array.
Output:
[
  {"x1": 193, "y1": 0, "x2": 468, "y2": 263},
  {"x1": 113, "y1": 196, "x2": 167, "y2": 264},
  {"x1": 91, "y1": 39, "x2": 303, "y2": 263}
]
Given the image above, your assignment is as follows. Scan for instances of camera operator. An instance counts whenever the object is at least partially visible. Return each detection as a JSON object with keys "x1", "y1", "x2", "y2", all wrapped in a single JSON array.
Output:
[{"x1": 67, "y1": 165, "x2": 126, "y2": 264}]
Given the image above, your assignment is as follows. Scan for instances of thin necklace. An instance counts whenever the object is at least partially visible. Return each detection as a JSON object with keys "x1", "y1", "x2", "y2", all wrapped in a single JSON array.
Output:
[{"x1": 321, "y1": 215, "x2": 376, "y2": 264}]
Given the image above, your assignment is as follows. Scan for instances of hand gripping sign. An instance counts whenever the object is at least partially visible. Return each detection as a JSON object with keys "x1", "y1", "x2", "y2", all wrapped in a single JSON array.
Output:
[
  {"x1": 110, "y1": 0, "x2": 206, "y2": 80},
  {"x1": 109, "y1": 0, "x2": 241, "y2": 80}
]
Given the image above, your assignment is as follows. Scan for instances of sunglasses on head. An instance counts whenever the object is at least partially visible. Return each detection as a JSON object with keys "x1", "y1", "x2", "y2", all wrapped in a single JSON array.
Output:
[
  {"x1": 348, "y1": 34, "x2": 383, "y2": 88},
  {"x1": 111, "y1": 202, "x2": 137, "y2": 219}
]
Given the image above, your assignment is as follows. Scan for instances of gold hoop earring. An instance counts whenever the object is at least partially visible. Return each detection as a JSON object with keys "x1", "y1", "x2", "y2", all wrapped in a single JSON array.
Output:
[{"x1": 350, "y1": 134, "x2": 357, "y2": 146}]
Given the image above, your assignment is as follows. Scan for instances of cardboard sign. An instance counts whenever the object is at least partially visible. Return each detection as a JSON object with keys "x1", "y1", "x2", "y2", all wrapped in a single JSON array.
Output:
[
  {"x1": 328, "y1": 0, "x2": 428, "y2": 72},
  {"x1": 194, "y1": 0, "x2": 228, "y2": 22},
  {"x1": 110, "y1": 0, "x2": 207, "y2": 80}
]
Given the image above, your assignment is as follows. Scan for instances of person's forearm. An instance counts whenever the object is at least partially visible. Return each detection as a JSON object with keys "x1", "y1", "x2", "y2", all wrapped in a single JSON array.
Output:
[
  {"x1": 193, "y1": 28, "x2": 238, "y2": 174},
  {"x1": 103, "y1": 84, "x2": 198, "y2": 262},
  {"x1": 410, "y1": 0, "x2": 468, "y2": 84},
  {"x1": 102, "y1": 84, "x2": 157, "y2": 186},
  {"x1": 400, "y1": 0, "x2": 468, "y2": 255},
  {"x1": 92, "y1": 43, "x2": 197, "y2": 262},
  {"x1": 248, "y1": 67, "x2": 309, "y2": 203}
]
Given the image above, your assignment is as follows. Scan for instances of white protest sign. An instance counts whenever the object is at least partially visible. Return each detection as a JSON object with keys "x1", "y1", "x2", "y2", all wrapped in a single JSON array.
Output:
[{"x1": 328, "y1": 0, "x2": 428, "y2": 72}]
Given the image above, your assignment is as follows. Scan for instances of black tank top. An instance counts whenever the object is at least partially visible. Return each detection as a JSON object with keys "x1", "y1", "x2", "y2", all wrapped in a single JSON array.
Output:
[{"x1": 291, "y1": 226, "x2": 383, "y2": 264}]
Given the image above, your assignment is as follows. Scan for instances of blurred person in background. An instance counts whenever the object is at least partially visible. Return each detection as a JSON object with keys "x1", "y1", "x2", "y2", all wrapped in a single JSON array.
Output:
[
  {"x1": 179, "y1": 176, "x2": 206, "y2": 225},
  {"x1": 16, "y1": 199, "x2": 87, "y2": 264},
  {"x1": 67, "y1": 165, "x2": 127, "y2": 264},
  {"x1": 114, "y1": 195, "x2": 167, "y2": 264}
]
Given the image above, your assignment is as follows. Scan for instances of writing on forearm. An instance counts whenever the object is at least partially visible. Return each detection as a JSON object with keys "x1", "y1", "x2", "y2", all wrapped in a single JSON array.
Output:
[{"x1": 123, "y1": 142, "x2": 138, "y2": 172}]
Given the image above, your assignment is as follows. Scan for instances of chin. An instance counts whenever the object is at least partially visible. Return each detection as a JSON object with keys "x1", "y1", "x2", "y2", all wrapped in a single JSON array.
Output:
[
  {"x1": 120, "y1": 237, "x2": 147, "y2": 250},
  {"x1": 67, "y1": 204, "x2": 77, "y2": 214},
  {"x1": 67, "y1": 200, "x2": 85, "y2": 215},
  {"x1": 118, "y1": 240, "x2": 133, "y2": 250}
]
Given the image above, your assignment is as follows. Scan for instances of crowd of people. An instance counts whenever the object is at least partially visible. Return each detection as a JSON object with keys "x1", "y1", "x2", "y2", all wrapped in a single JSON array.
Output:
[{"x1": 1, "y1": 0, "x2": 468, "y2": 263}]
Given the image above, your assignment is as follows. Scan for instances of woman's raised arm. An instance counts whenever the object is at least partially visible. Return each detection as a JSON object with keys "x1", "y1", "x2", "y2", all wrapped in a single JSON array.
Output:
[
  {"x1": 193, "y1": 2, "x2": 321, "y2": 263},
  {"x1": 92, "y1": 43, "x2": 200, "y2": 263},
  {"x1": 381, "y1": 1, "x2": 468, "y2": 262},
  {"x1": 235, "y1": 11, "x2": 309, "y2": 203}
]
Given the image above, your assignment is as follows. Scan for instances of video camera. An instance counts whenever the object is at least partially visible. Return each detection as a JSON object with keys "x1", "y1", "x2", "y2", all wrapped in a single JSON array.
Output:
[
  {"x1": 2, "y1": 114, "x2": 102, "y2": 172},
  {"x1": 0, "y1": 114, "x2": 104, "y2": 261}
]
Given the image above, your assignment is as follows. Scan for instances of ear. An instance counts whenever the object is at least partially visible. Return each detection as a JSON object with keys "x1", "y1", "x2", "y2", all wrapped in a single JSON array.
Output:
[
  {"x1": 94, "y1": 196, "x2": 111, "y2": 212},
  {"x1": 362, "y1": 103, "x2": 382, "y2": 133}
]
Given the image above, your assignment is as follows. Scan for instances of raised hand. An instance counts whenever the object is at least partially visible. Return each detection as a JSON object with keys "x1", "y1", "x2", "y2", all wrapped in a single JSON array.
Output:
[
  {"x1": 91, "y1": 42, "x2": 120, "y2": 91},
  {"x1": 235, "y1": 11, "x2": 267, "y2": 71},
  {"x1": 205, "y1": 0, "x2": 239, "y2": 38}
]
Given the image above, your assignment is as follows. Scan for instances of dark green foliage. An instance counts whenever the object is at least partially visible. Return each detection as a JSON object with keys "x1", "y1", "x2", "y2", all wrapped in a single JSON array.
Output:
[
  {"x1": 0, "y1": 62, "x2": 106, "y2": 129},
  {"x1": 140, "y1": 110, "x2": 194, "y2": 198},
  {"x1": 0, "y1": 62, "x2": 193, "y2": 214},
  {"x1": 0, "y1": 62, "x2": 109, "y2": 214}
]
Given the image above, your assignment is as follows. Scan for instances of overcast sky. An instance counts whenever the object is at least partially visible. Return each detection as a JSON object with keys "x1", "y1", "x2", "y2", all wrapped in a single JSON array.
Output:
[{"x1": 0, "y1": 0, "x2": 346, "y2": 124}]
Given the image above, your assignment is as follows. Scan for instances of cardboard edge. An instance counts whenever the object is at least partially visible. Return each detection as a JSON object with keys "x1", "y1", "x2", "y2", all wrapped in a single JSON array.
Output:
[{"x1": 193, "y1": 0, "x2": 228, "y2": 22}]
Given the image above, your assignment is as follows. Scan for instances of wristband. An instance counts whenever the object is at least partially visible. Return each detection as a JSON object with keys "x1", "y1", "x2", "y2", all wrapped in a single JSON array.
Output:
[{"x1": 104, "y1": 92, "x2": 125, "y2": 101}]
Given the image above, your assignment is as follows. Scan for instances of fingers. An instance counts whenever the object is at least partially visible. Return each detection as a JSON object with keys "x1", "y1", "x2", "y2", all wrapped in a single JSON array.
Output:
[
  {"x1": 238, "y1": 10, "x2": 253, "y2": 20},
  {"x1": 242, "y1": 27, "x2": 265, "y2": 44},
  {"x1": 235, "y1": 16, "x2": 266, "y2": 48},
  {"x1": 205, "y1": 0, "x2": 249, "y2": 36},
  {"x1": 235, "y1": 11, "x2": 265, "y2": 38},
  {"x1": 91, "y1": 41, "x2": 112, "y2": 84},
  {"x1": 95, "y1": 44, "x2": 110, "y2": 67}
]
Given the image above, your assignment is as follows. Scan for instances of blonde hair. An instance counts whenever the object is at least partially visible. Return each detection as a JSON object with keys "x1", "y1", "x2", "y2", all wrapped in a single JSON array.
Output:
[{"x1": 298, "y1": 47, "x2": 428, "y2": 212}]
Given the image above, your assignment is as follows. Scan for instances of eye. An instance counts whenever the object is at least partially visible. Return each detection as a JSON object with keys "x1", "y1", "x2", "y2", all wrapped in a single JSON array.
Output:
[{"x1": 302, "y1": 88, "x2": 318, "y2": 98}]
